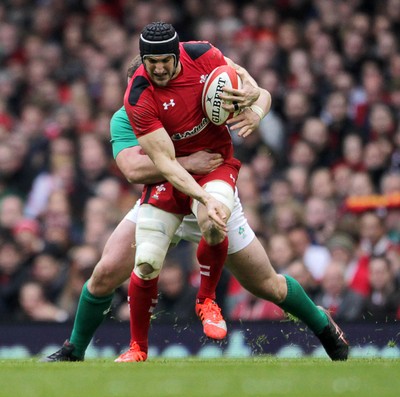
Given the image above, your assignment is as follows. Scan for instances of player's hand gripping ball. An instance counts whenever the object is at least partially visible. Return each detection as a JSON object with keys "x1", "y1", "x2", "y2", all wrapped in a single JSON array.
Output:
[{"x1": 202, "y1": 65, "x2": 242, "y2": 125}]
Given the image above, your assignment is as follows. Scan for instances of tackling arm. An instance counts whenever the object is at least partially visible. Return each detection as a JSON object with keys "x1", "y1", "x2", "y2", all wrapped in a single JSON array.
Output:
[{"x1": 116, "y1": 146, "x2": 224, "y2": 185}]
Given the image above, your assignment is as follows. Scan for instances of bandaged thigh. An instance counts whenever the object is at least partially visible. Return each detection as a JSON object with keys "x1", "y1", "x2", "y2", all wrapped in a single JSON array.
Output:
[{"x1": 135, "y1": 204, "x2": 182, "y2": 279}]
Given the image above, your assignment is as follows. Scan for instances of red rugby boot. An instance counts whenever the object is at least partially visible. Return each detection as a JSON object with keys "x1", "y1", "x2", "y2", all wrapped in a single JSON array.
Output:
[
  {"x1": 195, "y1": 298, "x2": 227, "y2": 340},
  {"x1": 114, "y1": 342, "x2": 147, "y2": 363}
]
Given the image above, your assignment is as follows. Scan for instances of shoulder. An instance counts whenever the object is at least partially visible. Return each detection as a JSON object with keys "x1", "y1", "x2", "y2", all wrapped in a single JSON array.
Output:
[
  {"x1": 126, "y1": 65, "x2": 152, "y2": 106},
  {"x1": 111, "y1": 106, "x2": 128, "y2": 123},
  {"x1": 181, "y1": 41, "x2": 214, "y2": 60},
  {"x1": 180, "y1": 41, "x2": 225, "y2": 73},
  {"x1": 110, "y1": 106, "x2": 134, "y2": 137}
]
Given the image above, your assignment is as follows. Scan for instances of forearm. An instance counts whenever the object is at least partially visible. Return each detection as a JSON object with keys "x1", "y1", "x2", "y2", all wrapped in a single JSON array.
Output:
[
  {"x1": 116, "y1": 147, "x2": 195, "y2": 185},
  {"x1": 154, "y1": 157, "x2": 212, "y2": 205},
  {"x1": 117, "y1": 152, "x2": 163, "y2": 184},
  {"x1": 138, "y1": 130, "x2": 212, "y2": 205}
]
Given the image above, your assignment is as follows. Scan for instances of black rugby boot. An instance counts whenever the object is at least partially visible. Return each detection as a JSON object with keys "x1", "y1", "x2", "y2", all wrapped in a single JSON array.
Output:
[
  {"x1": 317, "y1": 307, "x2": 349, "y2": 361},
  {"x1": 40, "y1": 340, "x2": 83, "y2": 362}
]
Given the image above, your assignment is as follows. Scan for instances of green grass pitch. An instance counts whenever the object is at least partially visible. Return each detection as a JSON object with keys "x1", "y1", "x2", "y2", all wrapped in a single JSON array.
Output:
[{"x1": 0, "y1": 357, "x2": 399, "y2": 397}]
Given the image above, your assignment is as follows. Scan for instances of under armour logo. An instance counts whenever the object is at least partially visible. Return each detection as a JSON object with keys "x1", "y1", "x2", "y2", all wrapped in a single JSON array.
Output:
[
  {"x1": 163, "y1": 99, "x2": 175, "y2": 110},
  {"x1": 200, "y1": 74, "x2": 208, "y2": 83}
]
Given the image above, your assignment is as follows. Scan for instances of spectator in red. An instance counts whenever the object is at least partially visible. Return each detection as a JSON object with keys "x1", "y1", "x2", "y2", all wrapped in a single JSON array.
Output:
[
  {"x1": 350, "y1": 211, "x2": 400, "y2": 296},
  {"x1": 12, "y1": 218, "x2": 44, "y2": 263}
]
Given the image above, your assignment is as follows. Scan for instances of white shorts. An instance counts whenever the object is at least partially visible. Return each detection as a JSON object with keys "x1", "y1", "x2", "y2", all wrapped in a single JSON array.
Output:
[{"x1": 124, "y1": 189, "x2": 255, "y2": 255}]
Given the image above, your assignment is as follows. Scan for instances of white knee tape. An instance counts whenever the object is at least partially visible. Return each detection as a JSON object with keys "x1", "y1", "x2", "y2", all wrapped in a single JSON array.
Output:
[
  {"x1": 191, "y1": 180, "x2": 235, "y2": 217},
  {"x1": 135, "y1": 204, "x2": 182, "y2": 279}
]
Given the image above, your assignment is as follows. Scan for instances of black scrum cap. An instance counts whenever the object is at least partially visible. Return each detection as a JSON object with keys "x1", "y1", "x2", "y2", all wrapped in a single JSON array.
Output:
[{"x1": 139, "y1": 22, "x2": 180, "y2": 66}]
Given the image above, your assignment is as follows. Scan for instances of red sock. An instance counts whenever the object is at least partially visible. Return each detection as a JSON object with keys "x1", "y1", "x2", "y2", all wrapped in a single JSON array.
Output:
[
  {"x1": 128, "y1": 272, "x2": 158, "y2": 354},
  {"x1": 196, "y1": 236, "x2": 228, "y2": 303}
]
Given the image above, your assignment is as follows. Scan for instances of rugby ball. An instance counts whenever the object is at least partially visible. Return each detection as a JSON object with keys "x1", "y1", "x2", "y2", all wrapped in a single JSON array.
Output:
[{"x1": 202, "y1": 65, "x2": 242, "y2": 125}]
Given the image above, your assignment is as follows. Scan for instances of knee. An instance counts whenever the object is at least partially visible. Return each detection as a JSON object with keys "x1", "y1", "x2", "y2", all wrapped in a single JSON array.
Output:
[
  {"x1": 201, "y1": 222, "x2": 226, "y2": 245},
  {"x1": 135, "y1": 241, "x2": 166, "y2": 280},
  {"x1": 134, "y1": 205, "x2": 180, "y2": 280},
  {"x1": 89, "y1": 256, "x2": 132, "y2": 296},
  {"x1": 88, "y1": 273, "x2": 113, "y2": 296},
  {"x1": 262, "y1": 274, "x2": 288, "y2": 304},
  {"x1": 134, "y1": 262, "x2": 160, "y2": 280}
]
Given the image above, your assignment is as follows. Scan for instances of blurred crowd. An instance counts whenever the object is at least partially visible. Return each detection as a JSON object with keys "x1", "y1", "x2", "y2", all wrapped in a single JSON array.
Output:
[{"x1": 1, "y1": 0, "x2": 400, "y2": 326}]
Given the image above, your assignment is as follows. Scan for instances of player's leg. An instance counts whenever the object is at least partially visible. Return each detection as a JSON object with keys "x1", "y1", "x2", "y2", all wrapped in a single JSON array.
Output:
[
  {"x1": 225, "y1": 237, "x2": 326, "y2": 324},
  {"x1": 224, "y1": 191, "x2": 348, "y2": 360},
  {"x1": 115, "y1": 205, "x2": 182, "y2": 362},
  {"x1": 192, "y1": 180, "x2": 234, "y2": 340},
  {"x1": 226, "y1": 237, "x2": 349, "y2": 360},
  {"x1": 69, "y1": 217, "x2": 136, "y2": 358},
  {"x1": 41, "y1": 212, "x2": 137, "y2": 362}
]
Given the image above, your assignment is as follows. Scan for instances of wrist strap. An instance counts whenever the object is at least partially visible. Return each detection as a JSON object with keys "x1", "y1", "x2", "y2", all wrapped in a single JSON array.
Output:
[{"x1": 250, "y1": 105, "x2": 265, "y2": 120}]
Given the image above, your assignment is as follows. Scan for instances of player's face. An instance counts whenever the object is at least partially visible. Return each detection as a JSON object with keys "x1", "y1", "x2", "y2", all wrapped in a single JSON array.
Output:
[{"x1": 143, "y1": 55, "x2": 178, "y2": 86}]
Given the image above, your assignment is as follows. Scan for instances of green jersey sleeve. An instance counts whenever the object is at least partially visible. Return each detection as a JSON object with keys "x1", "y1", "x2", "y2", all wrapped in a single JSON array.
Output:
[{"x1": 110, "y1": 106, "x2": 139, "y2": 159}]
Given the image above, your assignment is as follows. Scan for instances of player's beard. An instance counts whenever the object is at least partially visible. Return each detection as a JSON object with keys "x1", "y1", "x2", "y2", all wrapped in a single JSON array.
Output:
[{"x1": 147, "y1": 66, "x2": 178, "y2": 87}]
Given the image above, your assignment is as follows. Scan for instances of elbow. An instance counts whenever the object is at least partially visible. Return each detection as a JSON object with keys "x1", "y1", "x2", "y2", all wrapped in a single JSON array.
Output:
[
  {"x1": 120, "y1": 167, "x2": 139, "y2": 184},
  {"x1": 125, "y1": 169, "x2": 158, "y2": 185},
  {"x1": 125, "y1": 169, "x2": 142, "y2": 184}
]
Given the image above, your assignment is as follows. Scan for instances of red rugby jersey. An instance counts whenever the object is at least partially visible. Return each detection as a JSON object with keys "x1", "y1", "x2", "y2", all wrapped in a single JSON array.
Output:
[{"x1": 124, "y1": 41, "x2": 234, "y2": 160}]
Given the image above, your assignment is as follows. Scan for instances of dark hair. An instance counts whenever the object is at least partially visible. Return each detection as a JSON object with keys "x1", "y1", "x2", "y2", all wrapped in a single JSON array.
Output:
[{"x1": 127, "y1": 55, "x2": 142, "y2": 79}]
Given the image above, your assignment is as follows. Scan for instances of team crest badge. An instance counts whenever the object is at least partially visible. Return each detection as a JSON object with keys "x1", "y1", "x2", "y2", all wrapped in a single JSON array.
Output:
[{"x1": 151, "y1": 184, "x2": 166, "y2": 200}]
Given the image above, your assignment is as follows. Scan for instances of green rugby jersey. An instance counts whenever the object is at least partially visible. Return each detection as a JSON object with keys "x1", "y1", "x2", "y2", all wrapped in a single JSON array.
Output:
[{"x1": 110, "y1": 106, "x2": 139, "y2": 159}]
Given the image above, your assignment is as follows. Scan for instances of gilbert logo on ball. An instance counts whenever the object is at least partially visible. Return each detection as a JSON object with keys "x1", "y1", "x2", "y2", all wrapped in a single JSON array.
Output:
[{"x1": 202, "y1": 65, "x2": 242, "y2": 125}]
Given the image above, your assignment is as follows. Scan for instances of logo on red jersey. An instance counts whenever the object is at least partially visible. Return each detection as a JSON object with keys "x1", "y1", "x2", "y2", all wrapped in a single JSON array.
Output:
[
  {"x1": 151, "y1": 184, "x2": 166, "y2": 200},
  {"x1": 200, "y1": 74, "x2": 208, "y2": 84},
  {"x1": 163, "y1": 99, "x2": 175, "y2": 110},
  {"x1": 171, "y1": 117, "x2": 209, "y2": 141}
]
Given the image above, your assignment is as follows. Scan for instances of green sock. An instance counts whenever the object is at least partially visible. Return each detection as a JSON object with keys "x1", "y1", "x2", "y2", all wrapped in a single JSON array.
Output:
[
  {"x1": 278, "y1": 275, "x2": 328, "y2": 335},
  {"x1": 69, "y1": 281, "x2": 114, "y2": 358}
]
